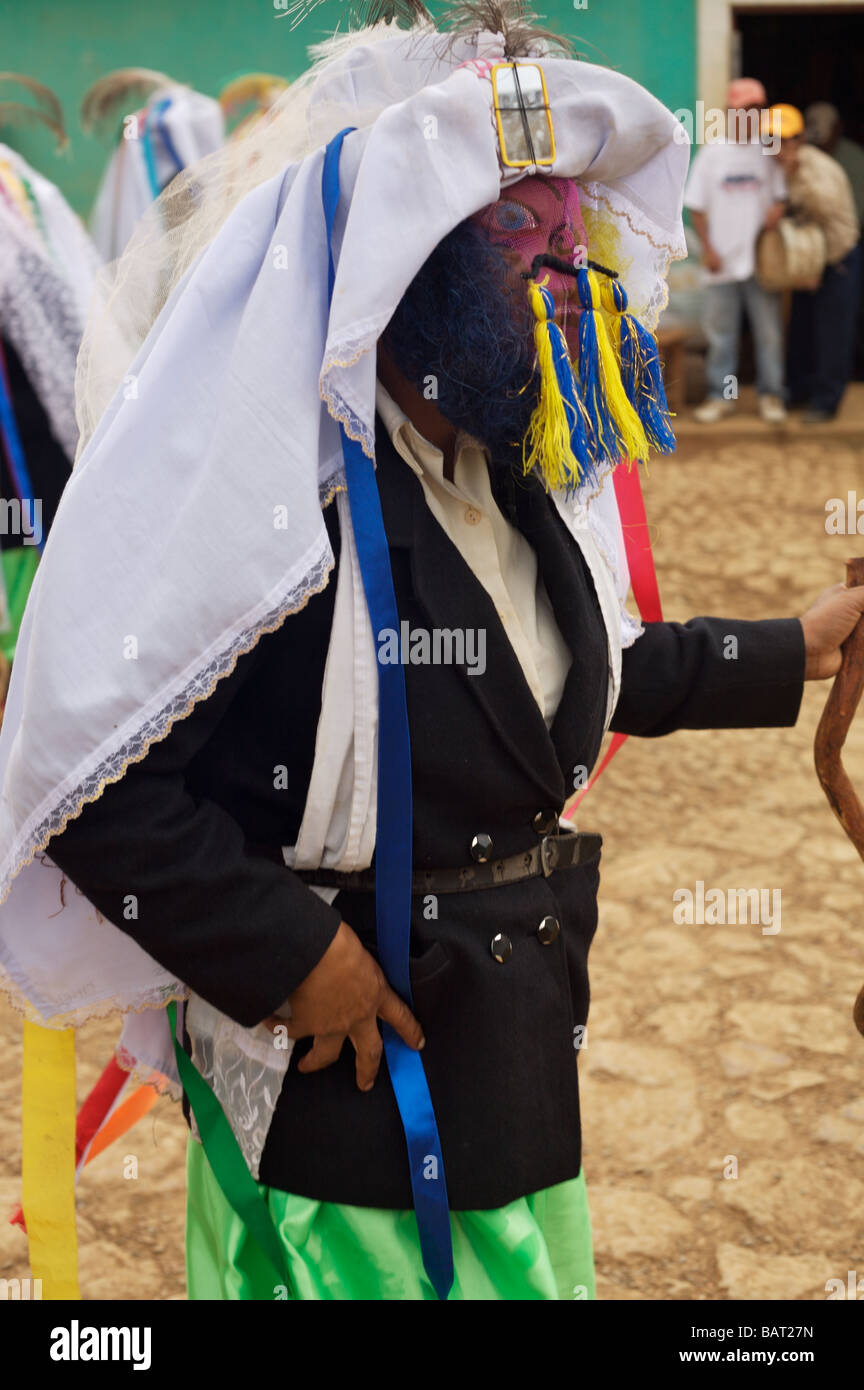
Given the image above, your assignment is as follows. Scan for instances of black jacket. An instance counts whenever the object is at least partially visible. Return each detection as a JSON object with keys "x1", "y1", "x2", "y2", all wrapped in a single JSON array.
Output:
[{"x1": 46, "y1": 426, "x2": 805, "y2": 1208}]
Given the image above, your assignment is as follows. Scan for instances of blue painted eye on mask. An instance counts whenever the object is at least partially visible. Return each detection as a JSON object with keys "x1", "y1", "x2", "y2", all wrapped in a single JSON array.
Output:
[{"x1": 485, "y1": 200, "x2": 539, "y2": 236}]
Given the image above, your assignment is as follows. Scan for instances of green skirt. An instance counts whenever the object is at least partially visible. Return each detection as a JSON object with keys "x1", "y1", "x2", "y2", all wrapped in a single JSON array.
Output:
[
  {"x1": 0, "y1": 547, "x2": 39, "y2": 663},
  {"x1": 186, "y1": 1138, "x2": 595, "y2": 1301}
]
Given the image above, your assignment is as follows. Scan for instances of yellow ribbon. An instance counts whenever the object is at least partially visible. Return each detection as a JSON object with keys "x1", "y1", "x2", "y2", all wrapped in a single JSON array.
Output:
[
  {"x1": 21, "y1": 1022, "x2": 80, "y2": 1299},
  {"x1": 0, "y1": 160, "x2": 35, "y2": 225}
]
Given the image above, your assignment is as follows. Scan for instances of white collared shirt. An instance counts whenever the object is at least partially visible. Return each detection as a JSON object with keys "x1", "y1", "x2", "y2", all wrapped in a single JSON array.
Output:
[{"x1": 376, "y1": 382, "x2": 572, "y2": 728}]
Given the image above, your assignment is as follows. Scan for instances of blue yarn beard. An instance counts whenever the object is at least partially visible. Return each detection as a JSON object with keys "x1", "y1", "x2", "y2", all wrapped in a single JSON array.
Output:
[{"x1": 381, "y1": 219, "x2": 541, "y2": 469}]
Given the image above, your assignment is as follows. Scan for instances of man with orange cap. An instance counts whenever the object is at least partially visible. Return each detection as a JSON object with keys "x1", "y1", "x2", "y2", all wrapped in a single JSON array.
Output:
[
  {"x1": 686, "y1": 78, "x2": 787, "y2": 424},
  {"x1": 766, "y1": 102, "x2": 861, "y2": 422}
]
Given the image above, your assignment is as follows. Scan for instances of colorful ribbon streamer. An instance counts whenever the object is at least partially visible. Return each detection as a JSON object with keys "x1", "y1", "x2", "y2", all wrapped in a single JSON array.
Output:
[
  {"x1": 85, "y1": 1078, "x2": 158, "y2": 1164},
  {"x1": 565, "y1": 458, "x2": 662, "y2": 815},
  {"x1": 166, "y1": 1000, "x2": 288, "y2": 1289},
  {"x1": 21, "y1": 1022, "x2": 80, "y2": 1299},
  {"x1": 12, "y1": 1058, "x2": 161, "y2": 1233}
]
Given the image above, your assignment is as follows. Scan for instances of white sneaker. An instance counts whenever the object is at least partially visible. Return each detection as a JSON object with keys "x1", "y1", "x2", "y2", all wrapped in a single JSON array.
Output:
[
  {"x1": 693, "y1": 398, "x2": 736, "y2": 423},
  {"x1": 758, "y1": 394, "x2": 787, "y2": 424}
]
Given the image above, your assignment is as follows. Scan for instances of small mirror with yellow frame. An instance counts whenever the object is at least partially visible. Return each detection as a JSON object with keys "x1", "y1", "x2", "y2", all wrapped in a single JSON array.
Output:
[{"x1": 491, "y1": 62, "x2": 555, "y2": 169}]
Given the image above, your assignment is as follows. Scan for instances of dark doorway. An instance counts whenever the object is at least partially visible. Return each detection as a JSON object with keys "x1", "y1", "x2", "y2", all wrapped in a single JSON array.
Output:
[
  {"x1": 735, "y1": 6, "x2": 864, "y2": 377},
  {"x1": 735, "y1": 6, "x2": 864, "y2": 142}
]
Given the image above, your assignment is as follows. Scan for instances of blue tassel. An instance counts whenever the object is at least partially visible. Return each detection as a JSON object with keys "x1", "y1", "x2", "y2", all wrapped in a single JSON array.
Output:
[
  {"x1": 618, "y1": 312, "x2": 638, "y2": 401},
  {"x1": 623, "y1": 313, "x2": 676, "y2": 454},
  {"x1": 537, "y1": 284, "x2": 595, "y2": 493},
  {"x1": 597, "y1": 275, "x2": 677, "y2": 456},
  {"x1": 575, "y1": 268, "x2": 623, "y2": 467}
]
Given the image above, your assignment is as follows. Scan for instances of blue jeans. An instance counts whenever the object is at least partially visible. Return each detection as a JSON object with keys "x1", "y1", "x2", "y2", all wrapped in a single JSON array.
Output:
[
  {"x1": 702, "y1": 276, "x2": 784, "y2": 399},
  {"x1": 787, "y1": 242, "x2": 862, "y2": 414}
]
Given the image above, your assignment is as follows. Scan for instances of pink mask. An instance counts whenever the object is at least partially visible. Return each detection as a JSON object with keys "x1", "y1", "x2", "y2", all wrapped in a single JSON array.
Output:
[{"x1": 472, "y1": 176, "x2": 588, "y2": 346}]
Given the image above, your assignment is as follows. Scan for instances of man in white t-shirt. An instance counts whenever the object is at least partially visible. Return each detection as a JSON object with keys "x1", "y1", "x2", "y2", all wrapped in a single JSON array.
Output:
[{"x1": 685, "y1": 78, "x2": 787, "y2": 423}]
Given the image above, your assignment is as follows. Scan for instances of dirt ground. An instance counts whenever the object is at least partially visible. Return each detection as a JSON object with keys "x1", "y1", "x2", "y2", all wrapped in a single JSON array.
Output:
[{"x1": 2, "y1": 433, "x2": 864, "y2": 1301}]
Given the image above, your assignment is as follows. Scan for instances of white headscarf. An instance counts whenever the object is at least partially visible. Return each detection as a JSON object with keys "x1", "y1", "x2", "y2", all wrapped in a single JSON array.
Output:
[
  {"x1": 0, "y1": 162, "x2": 93, "y2": 462},
  {"x1": 89, "y1": 85, "x2": 225, "y2": 261},
  {"x1": 0, "y1": 143, "x2": 101, "y2": 323}
]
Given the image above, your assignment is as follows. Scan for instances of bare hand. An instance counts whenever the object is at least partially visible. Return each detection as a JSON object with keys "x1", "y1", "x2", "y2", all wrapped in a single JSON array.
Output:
[
  {"x1": 702, "y1": 244, "x2": 723, "y2": 273},
  {"x1": 800, "y1": 581, "x2": 864, "y2": 680},
  {"x1": 762, "y1": 204, "x2": 785, "y2": 232},
  {"x1": 262, "y1": 921, "x2": 424, "y2": 1091}
]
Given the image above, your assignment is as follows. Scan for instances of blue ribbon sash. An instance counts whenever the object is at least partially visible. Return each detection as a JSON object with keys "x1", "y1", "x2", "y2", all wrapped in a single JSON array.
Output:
[{"x1": 321, "y1": 129, "x2": 454, "y2": 1301}]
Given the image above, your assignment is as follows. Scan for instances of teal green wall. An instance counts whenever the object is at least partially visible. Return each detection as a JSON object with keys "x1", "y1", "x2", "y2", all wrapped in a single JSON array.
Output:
[
  {"x1": 551, "y1": 0, "x2": 696, "y2": 125},
  {"x1": 0, "y1": 0, "x2": 696, "y2": 216}
]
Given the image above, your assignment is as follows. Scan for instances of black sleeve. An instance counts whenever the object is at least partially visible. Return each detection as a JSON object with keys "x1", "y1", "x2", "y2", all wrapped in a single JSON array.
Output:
[
  {"x1": 610, "y1": 615, "x2": 806, "y2": 738},
  {"x1": 45, "y1": 640, "x2": 342, "y2": 1028}
]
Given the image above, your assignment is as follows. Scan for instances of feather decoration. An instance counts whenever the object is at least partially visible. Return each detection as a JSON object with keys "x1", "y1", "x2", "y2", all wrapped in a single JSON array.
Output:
[
  {"x1": 219, "y1": 73, "x2": 289, "y2": 118},
  {"x1": 274, "y1": 0, "x2": 432, "y2": 33},
  {"x1": 0, "y1": 74, "x2": 65, "y2": 134},
  {"x1": 0, "y1": 102, "x2": 67, "y2": 151},
  {"x1": 438, "y1": 0, "x2": 573, "y2": 58},
  {"x1": 280, "y1": 0, "x2": 570, "y2": 55},
  {"x1": 81, "y1": 69, "x2": 175, "y2": 134}
]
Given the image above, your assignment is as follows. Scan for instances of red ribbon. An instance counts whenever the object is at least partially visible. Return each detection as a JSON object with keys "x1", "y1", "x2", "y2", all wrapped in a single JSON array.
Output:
[
  {"x1": 10, "y1": 1056, "x2": 128, "y2": 1230},
  {"x1": 565, "y1": 460, "x2": 661, "y2": 813}
]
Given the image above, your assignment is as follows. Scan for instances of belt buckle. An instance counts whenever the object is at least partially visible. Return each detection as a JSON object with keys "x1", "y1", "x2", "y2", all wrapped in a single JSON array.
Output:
[{"x1": 540, "y1": 835, "x2": 557, "y2": 877}]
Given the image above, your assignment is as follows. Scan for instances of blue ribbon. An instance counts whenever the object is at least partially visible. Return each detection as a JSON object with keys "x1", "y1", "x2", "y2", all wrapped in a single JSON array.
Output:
[
  {"x1": 141, "y1": 97, "x2": 183, "y2": 200},
  {"x1": 0, "y1": 342, "x2": 43, "y2": 555},
  {"x1": 140, "y1": 102, "x2": 161, "y2": 200},
  {"x1": 321, "y1": 129, "x2": 454, "y2": 1301},
  {"x1": 154, "y1": 98, "x2": 184, "y2": 180}
]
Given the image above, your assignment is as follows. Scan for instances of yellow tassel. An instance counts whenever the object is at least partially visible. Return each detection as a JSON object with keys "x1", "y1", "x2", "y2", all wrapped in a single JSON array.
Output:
[
  {"x1": 523, "y1": 279, "x2": 586, "y2": 490},
  {"x1": 583, "y1": 270, "x2": 649, "y2": 464},
  {"x1": 597, "y1": 276, "x2": 633, "y2": 365}
]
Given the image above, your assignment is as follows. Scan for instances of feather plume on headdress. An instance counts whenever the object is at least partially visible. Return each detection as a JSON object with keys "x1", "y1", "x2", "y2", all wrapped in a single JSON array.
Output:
[
  {"x1": 219, "y1": 73, "x2": 290, "y2": 139},
  {"x1": 80, "y1": 69, "x2": 176, "y2": 134},
  {"x1": 219, "y1": 73, "x2": 289, "y2": 117},
  {"x1": 276, "y1": 0, "x2": 432, "y2": 31},
  {"x1": 0, "y1": 103, "x2": 67, "y2": 152},
  {"x1": 276, "y1": 0, "x2": 566, "y2": 51},
  {"x1": 0, "y1": 74, "x2": 65, "y2": 129},
  {"x1": 0, "y1": 74, "x2": 67, "y2": 150},
  {"x1": 437, "y1": 0, "x2": 573, "y2": 57}
]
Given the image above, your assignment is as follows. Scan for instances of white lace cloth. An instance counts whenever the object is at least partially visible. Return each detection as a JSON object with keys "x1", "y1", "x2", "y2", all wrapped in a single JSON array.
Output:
[
  {"x1": 186, "y1": 995, "x2": 296, "y2": 1169},
  {"x1": 0, "y1": 196, "x2": 84, "y2": 461}
]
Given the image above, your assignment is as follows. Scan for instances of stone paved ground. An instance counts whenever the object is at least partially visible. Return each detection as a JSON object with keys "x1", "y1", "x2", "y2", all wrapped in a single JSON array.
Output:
[
  {"x1": 582, "y1": 437, "x2": 864, "y2": 1301},
  {"x1": 1, "y1": 436, "x2": 863, "y2": 1300}
]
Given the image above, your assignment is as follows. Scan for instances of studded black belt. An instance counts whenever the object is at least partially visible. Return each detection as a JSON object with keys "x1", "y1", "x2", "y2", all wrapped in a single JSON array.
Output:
[{"x1": 248, "y1": 830, "x2": 602, "y2": 895}]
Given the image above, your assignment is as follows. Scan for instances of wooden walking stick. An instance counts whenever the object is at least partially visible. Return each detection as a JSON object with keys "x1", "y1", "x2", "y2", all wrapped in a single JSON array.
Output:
[{"x1": 814, "y1": 556, "x2": 864, "y2": 1036}]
